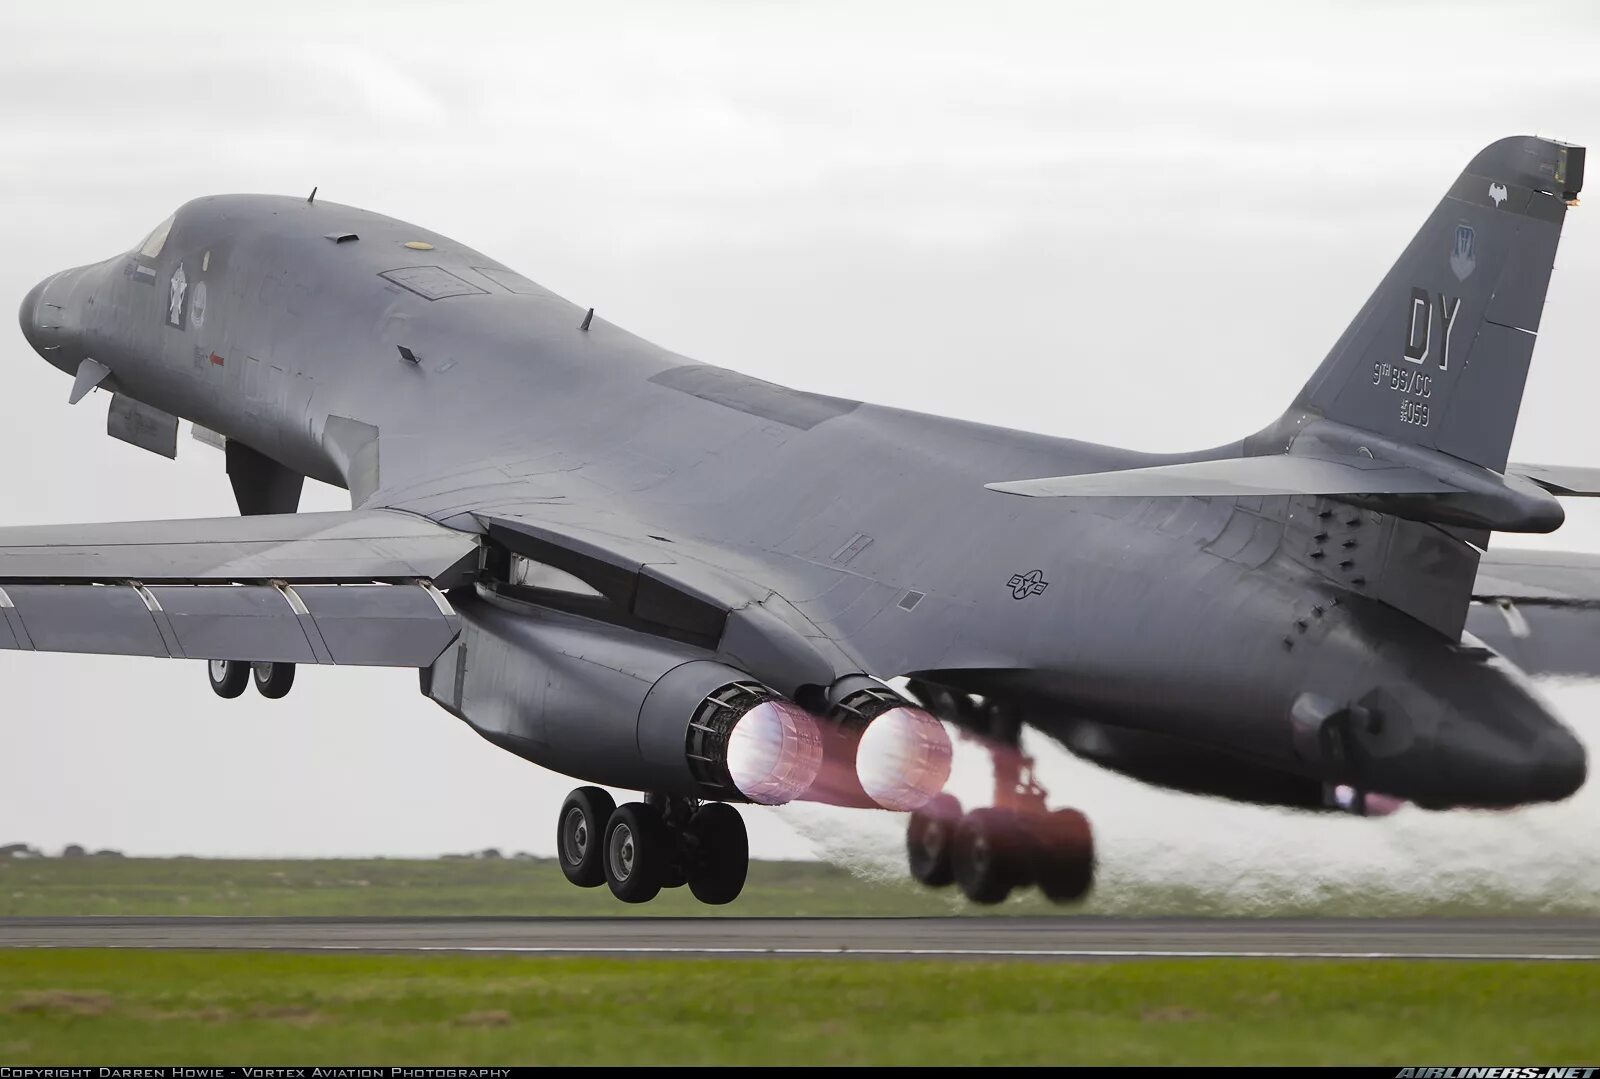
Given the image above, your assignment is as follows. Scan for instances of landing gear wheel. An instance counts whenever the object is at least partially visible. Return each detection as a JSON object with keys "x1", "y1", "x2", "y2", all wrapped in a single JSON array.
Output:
[
  {"x1": 208, "y1": 659, "x2": 249, "y2": 699},
  {"x1": 252, "y1": 661, "x2": 296, "y2": 700},
  {"x1": 686, "y1": 802, "x2": 749, "y2": 905},
  {"x1": 557, "y1": 786, "x2": 616, "y2": 888},
  {"x1": 907, "y1": 793, "x2": 962, "y2": 887},
  {"x1": 604, "y1": 802, "x2": 670, "y2": 904},
  {"x1": 953, "y1": 807, "x2": 1022, "y2": 905},
  {"x1": 1034, "y1": 808, "x2": 1095, "y2": 903}
]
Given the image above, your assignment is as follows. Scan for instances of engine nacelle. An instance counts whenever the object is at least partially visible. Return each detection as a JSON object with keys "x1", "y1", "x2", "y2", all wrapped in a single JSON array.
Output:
[{"x1": 422, "y1": 593, "x2": 821, "y2": 803}]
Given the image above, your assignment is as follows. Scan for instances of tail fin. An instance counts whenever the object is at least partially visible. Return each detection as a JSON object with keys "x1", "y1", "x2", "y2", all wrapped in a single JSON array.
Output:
[
  {"x1": 986, "y1": 138, "x2": 1585, "y2": 639},
  {"x1": 1294, "y1": 136, "x2": 1583, "y2": 472}
]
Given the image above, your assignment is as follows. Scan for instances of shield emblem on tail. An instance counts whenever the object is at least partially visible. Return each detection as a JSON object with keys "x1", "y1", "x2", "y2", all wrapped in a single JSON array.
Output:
[{"x1": 1450, "y1": 224, "x2": 1476, "y2": 281}]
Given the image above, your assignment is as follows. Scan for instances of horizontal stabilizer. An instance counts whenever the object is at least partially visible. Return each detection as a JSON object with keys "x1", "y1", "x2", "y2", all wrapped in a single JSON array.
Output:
[
  {"x1": 1468, "y1": 549, "x2": 1600, "y2": 679},
  {"x1": 1472, "y1": 549, "x2": 1600, "y2": 605},
  {"x1": 985, "y1": 454, "x2": 1458, "y2": 499},
  {"x1": 1505, "y1": 463, "x2": 1600, "y2": 497}
]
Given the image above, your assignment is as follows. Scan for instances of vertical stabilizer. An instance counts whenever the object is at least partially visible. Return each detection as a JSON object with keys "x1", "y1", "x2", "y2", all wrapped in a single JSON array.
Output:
[{"x1": 1295, "y1": 136, "x2": 1583, "y2": 472}]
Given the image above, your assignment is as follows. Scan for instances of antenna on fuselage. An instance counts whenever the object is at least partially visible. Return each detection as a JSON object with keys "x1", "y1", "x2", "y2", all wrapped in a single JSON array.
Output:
[
  {"x1": 580, "y1": 307, "x2": 594, "y2": 332},
  {"x1": 307, "y1": 186, "x2": 318, "y2": 205}
]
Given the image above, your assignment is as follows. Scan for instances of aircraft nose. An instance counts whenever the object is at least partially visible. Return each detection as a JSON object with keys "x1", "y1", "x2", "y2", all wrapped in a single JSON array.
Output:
[
  {"x1": 18, "y1": 275, "x2": 48, "y2": 351},
  {"x1": 1427, "y1": 702, "x2": 1588, "y2": 807},
  {"x1": 1523, "y1": 724, "x2": 1587, "y2": 802},
  {"x1": 1344, "y1": 643, "x2": 1588, "y2": 809},
  {"x1": 18, "y1": 269, "x2": 82, "y2": 373}
]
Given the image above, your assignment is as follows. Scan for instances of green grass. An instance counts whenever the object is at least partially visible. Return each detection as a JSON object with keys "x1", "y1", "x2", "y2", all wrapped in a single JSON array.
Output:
[
  {"x1": 0, "y1": 856, "x2": 965, "y2": 917},
  {"x1": 2, "y1": 855, "x2": 1593, "y2": 918},
  {"x1": 0, "y1": 949, "x2": 1595, "y2": 1064}
]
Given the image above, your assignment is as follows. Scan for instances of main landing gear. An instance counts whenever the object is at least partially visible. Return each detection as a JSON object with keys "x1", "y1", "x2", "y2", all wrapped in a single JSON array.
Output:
[
  {"x1": 556, "y1": 787, "x2": 750, "y2": 905},
  {"x1": 207, "y1": 660, "x2": 296, "y2": 700},
  {"x1": 909, "y1": 791, "x2": 1094, "y2": 905},
  {"x1": 903, "y1": 688, "x2": 1095, "y2": 905}
]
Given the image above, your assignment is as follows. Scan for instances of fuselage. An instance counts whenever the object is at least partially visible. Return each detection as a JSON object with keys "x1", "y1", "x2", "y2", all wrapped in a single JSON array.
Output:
[{"x1": 17, "y1": 194, "x2": 1587, "y2": 810}]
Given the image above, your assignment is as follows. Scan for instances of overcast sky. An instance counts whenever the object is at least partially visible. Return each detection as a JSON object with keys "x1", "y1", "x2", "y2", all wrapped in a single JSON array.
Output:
[{"x1": 2, "y1": 1, "x2": 1599, "y2": 903}]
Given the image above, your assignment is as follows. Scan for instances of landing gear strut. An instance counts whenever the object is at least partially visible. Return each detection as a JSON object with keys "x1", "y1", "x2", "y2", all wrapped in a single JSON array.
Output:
[
  {"x1": 903, "y1": 686, "x2": 1095, "y2": 905},
  {"x1": 557, "y1": 788, "x2": 751, "y2": 906}
]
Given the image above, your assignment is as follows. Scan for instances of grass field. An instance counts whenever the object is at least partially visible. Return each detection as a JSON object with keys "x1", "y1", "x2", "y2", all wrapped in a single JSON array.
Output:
[
  {"x1": 4, "y1": 859, "x2": 1596, "y2": 1063},
  {"x1": 0, "y1": 856, "x2": 966, "y2": 917},
  {"x1": 1, "y1": 854, "x2": 1594, "y2": 918},
  {"x1": 1, "y1": 949, "x2": 1596, "y2": 1065}
]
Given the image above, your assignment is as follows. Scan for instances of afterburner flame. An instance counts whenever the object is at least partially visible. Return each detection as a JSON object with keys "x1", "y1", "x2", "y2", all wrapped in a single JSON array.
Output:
[
  {"x1": 855, "y1": 705, "x2": 953, "y2": 811},
  {"x1": 1333, "y1": 784, "x2": 1406, "y2": 817},
  {"x1": 727, "y1": 699, "x2": 825, "y2": 805}
]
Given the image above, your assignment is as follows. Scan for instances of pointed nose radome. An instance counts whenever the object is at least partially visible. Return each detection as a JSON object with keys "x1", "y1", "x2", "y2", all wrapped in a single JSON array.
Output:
[
  {"x1": 1430, "y1": 713, "x2": 1589, "y2": 807},
  {"x1": 1528, "y1": 725, "x2": 1587, "y2": 803},
  {"x1": 18, "y1": 276, "x2": 47, "y2": 353}
]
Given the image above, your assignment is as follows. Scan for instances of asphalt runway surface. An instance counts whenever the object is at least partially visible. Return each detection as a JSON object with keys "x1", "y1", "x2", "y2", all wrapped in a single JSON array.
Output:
[{"x1": 1, "y1": 916, "x2": 1597, "y2": 960}]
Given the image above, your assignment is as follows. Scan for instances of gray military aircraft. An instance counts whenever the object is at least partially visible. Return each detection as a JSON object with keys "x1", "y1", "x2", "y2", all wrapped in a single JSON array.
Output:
[{"x1": 9, "y1": 135, "x2": 1596, "y2": 905}]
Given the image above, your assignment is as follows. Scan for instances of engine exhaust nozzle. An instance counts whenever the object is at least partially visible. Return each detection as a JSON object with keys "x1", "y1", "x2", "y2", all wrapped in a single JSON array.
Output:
[
  {"x1": 726, "y1": 698, "x2": 825, "y2": 805},
  {"x1": 855, "y1": 705, "x2": 953, "y2": 811}
]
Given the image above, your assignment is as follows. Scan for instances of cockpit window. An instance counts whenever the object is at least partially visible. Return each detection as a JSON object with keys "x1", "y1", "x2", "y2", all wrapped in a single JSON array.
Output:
[{"x1": 136, "y1": 214, "x2": 175, "y2": 259}]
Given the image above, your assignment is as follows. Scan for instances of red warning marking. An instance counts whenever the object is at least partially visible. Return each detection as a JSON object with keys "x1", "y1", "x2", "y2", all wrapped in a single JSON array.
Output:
[{"x1": 209, "y1": 353, "x2": 225, "y2": 366}]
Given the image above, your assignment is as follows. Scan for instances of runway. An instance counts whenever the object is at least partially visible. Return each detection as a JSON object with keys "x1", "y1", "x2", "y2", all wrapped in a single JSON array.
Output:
[{"x1": 1, "y1": 916, "x2": 1597, "y2": 960}]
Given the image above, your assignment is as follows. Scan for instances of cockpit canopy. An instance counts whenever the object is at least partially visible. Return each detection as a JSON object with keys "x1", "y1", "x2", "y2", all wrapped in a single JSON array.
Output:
[{"x1": 134, "y1": 213, "x2": 175, "y2": 259}]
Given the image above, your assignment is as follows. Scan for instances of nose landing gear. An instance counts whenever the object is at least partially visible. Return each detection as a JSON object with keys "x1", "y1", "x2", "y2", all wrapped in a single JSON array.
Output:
[{"x1": 903, "y1": 687, "x2": 1096, "y2": 905}]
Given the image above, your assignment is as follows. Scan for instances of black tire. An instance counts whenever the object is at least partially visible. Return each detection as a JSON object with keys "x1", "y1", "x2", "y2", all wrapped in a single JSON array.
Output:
[
  {"x1": 252, "y1": 661, "x2": 296, "y2": 700},
  {"x1": 907, "y1": 792, "x2": 962, "y2": 887},
  {"x1": 208, "y1": 659, "x2": 249, "y2": 699},
  {"x1": 686, "y1": 802, "x2": 749, "y2": 905},
  {"x1": 1035, "y1": 808, "x2": 1096, "y2": 903},
  {"x1": 604, "y1": 802, "x2": 670, "y2": 904},
  {"x1": 953, "y1": 808, "x2": 1021, "y2": 905},
  {"x1": 556, "y1": 786, "x2": 616, "y2": 888}
]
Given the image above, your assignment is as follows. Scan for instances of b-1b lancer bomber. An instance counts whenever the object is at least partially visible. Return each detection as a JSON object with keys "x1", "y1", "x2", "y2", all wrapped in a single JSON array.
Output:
[{"x1": 10, "y1": 136, "x2": 1597, "y2": 905}]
